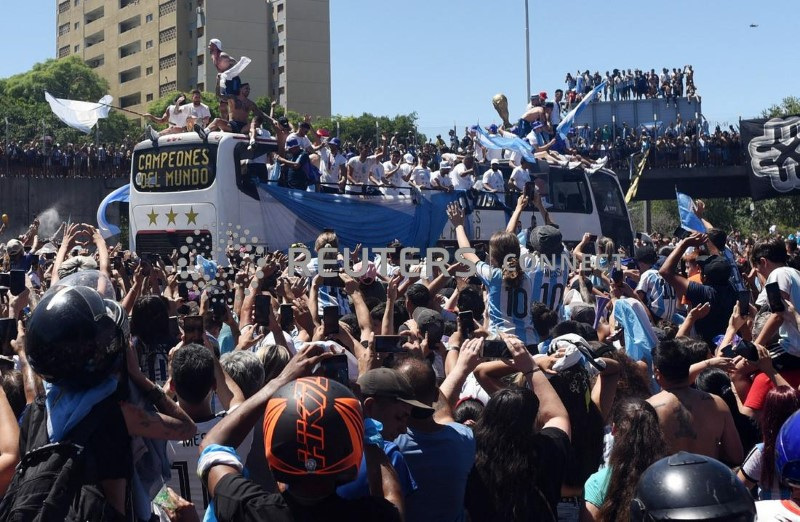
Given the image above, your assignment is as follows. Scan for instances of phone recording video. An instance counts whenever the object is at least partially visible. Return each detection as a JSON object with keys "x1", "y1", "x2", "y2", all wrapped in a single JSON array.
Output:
[
  {"x1": 766, "y1": 282, "x2": 786, "y2": 313},
  {"x1": 323, "y1": 305, "x2": 340, "y2": 335},
  {"x1": 9, "y1": 270, "x2": 25, "y2": 296},
  {"x1": 280, "y1": 304, "x2": 294, "y2": 330},
  {"x1": 738, "y1": 290, "x2": 751, "y2": 317},
  {"x1": 320, "y1": 354, "x2": 349, "y2": 386},
  {"x1": 254, "y1": 295, "x2": 272, "y2": 325},
  {"x1": 0, "y1": 318, "x2": 17, "y2": 354},
  {"x1": 458, "y1": 311, "x2": 475, "y2": 337},
  {"x1": 181, "y1": 315, "x2": 204, "y2": 344},
  {"x1": 482, "y1": 339, "x2": 511, "y2": 359},
  {"x1": 374, "y1": 335, "x2": 405, "y2": 353}
]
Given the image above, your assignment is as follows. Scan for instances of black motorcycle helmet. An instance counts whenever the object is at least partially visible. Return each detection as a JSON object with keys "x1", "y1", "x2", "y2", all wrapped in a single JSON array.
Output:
[
  {"x1": 27, "y1": 286, "x2": 127, "y2": 389},
  {"x1": 263, "y1": 377, "x2": 364, "y2": 485},
  {"x1": 631, "y1": 452, "x2": 755, "y2": 521}
]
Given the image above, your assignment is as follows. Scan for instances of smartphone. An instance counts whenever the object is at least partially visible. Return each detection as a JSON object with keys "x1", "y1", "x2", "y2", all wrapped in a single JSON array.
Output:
[
  {"x1": 766, "y1": 282, "x2": 786, "y2": 313},
  {"x1": 458, "y1": 311, "x2": 475, "y2": 337},
  {"x1": 139, "y1": 258, "x2": 152, "y2": 277},
  {"x1": 178, "y1": 281, "x2": 189, "y2": 301},
  {"x1": 673, "y1": 226, "x2": 689, "y2": 240},
  {"x1": 9, "y1": 270, "x2": 25, "y2": 296},
  {"x1": 254, "y1": 295, "x2": 271, "y2": 325},
  {"x1": 611, "y1": 267, "x2": 624, "y2": 284},
  {"x1": 280, "y1": 304, "x2": 294, "y2": 329},
  {"x1": 734, "y1": 339, "x2": 760, "y2": 362},
  {"x1": 0, "y1": 273, "x2": 9, "y2": 288},
  {"x1": 524, "y1": 181, "x2": 537, "y2": 197},
  {"x1": 161, "y1": 253, "x2": 174, "y2": 266},
  {"x1": 482, "y1": 339, "x2": 511, "y2": 359},
  {"x1": 168, "y1": 316, "x2": 180, "y2": 341},
  {"x1": 323, "y1": 305, "x2": 340, "y2": 335},
  {"x1": 0, "y1": 319, "x2": 17, "y2": 353},
  {"x1": 374, "y1": 335, "x2": 405, "y2": 353},
  {"x1": 320, "y1": 354, "x2": 349, "y2": 386},
  {"x1": 738, "y1": 290, "x2": 751, "y2": 317},
  {"x1": 182, "y1": 315, "x2": 204, "y2": 344},
  {"x1": 719, "y1": 344, "x2": 736, "y2": 358}
]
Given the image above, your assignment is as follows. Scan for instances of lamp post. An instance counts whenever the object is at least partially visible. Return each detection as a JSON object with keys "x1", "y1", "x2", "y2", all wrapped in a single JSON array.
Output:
[{"x1": 524, "y1": 0, "x2": 531, "y2": 100}]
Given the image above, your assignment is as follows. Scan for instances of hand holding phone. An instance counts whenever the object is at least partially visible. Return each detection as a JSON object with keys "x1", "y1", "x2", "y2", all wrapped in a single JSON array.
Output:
[
  {"x1": 181, "y1": 315, "x2": 204, "y2": 344},
  {"x1": 319, "y1": 353, "x2": 349, "y2": 385},
  {"x1": 766, "y1": 282, "x2": 786, "y2": 313},
  {"x1": 323, "y1": 305, "x2": 340, "y2": 335},
  {"x1": 374, "y1": 335, "x2": 405, "y2": 353},
  {"x1": 254, "y1": 295, "x2": 272, "y2": 325},
  {"x1": 458, "y1": 311, "x2": 475, "y2": 338},
  {"x1": 482, "y1": 339, "x2": 511, "y2": 359}
]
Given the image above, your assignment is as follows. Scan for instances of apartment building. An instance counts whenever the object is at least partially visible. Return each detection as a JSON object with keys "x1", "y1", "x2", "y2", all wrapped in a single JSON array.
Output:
[{"x1": 55, "y1": 0, "x2": 331, "y2": 118}]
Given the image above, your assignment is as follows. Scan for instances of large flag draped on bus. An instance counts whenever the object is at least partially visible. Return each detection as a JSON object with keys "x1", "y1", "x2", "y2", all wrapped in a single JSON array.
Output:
[
  {"x1": 676, "y1": 190, "x2": 707, "y2": 233},
  {"x1": 97, "y1": 184, "x2": 130, "y2": 238},
  {"x1": 257, "y1": 184, "x2": 462, "y2": 251},
  {"x1": 624, "y1": 152, "x2": 648, "y2": 203},
  {"x1": 557, "y1": 81, "x2": 606, "y2": 139},
  {"x1": 473, "y1": 125, "x2": 535, "y2": 163},
  {"x1": 45, "y1": 91, "x2": 113, "y2": 134}
]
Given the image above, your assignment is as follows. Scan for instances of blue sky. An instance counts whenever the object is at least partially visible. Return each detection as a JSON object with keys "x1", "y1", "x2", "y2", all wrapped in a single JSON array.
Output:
[{"x1": 3, "y1": 1, "x2": 797, "y2": 140}]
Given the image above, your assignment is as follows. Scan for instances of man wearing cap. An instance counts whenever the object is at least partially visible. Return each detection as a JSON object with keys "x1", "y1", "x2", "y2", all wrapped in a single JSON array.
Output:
[
  {"x1": 634, "y1": 244, "x2": 677, "y2": 323},
  {"x1": 479, "y1": 159, "x2": 504, "y2": 207},
  {"x1": 659, "y1": 233, "x2": 737, "y2": 345},
  {"x1": 430, "y1": 161, "x2": 454, "y2": 192},
  {"x1": 484, "y1": 125, "x2": 503, "y2": 164},
  {"x1": 275, "y1": 138, "x2": 313, "y2": 191},
  {"x1": 208, "y1": 38, "x2": 243, "y2": 107},
  {"x1": 508, "y1": 157, "x2": 532, "y2": 194},
  {"x1": 336, "y1": 368, "x2": 426, "y2": 502},
  {"x1": 318, "y1": 137, "x2": 346, "y2": 193},
  {"x1": 449, "y1": 155, "x2": 477, "y2": 191}
]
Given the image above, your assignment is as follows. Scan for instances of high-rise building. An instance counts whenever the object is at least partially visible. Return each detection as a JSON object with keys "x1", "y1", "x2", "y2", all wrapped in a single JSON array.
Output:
[{"x1": 55, "y1": 0, "x2": 331, "y2": 118}]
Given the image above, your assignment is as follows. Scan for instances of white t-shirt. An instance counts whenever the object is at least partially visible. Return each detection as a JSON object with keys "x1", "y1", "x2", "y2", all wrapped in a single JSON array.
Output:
[
  {"x1": 485, "y1": 146, "x2": 503, "y2": 162},
  {"x1": 481, "y1": 168, "x2": 504, "y2": 192},
  {"x1": 186, "y1": 103, "x2": 211, "y2": 123},
  {"x1": 756, "y1": 500, "x2": 800, "y2": 520},
  {"x1": 369, "y1": 161, "x2": 385, "y2": 185},
  {"x1": 166, "y1": 412, "x2": 253, "y2": 519},
  {"x1": 431, "y1": 170, "x2": 453, "y2": 189},
  {"x1": 287, "y1": 132, "x2": 313, "y2": 152},
  {"x1": 347, "y1": 156, "x2": 371, "y2": 186},
  {"x1": 509, "y1": 166, "x2": 531, "y2": 191},
  {"x1": 168, "y1": 104, "x2": 189, "y2": 128},
  {"x1": 756, "y1": 266, "x2": 800, "y2": 354},
  {"x1": 382, "y1": 161, "x2": 408, "y2": 187},
  {"x1": 410, "y1": 167, "x2": 431, "y2": 188},
  {"x1": 318, "y1": 147, "x2": 346, "y2": 185},
  {"x1": 450, "y1": 163, "x2": 475, "y2": 190}
]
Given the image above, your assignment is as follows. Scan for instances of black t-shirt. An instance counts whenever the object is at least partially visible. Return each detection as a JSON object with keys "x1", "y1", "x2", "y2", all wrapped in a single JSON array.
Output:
[
  {"x1": 464, "y1": 427, "x2": 569, "y2": 521},
  {"x1": 286, "y1": 151, "x2": 311, "y2": 190},
  {"x1": 685, "y1": 281, "x2": 737, "y2": 344},
  {"x1": 213, "y1": 473, "x2": 401, "y2": 522}
]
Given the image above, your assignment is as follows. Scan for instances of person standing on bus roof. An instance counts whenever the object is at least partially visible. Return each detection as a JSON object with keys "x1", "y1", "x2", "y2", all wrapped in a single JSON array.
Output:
[
  {"x1": 203, "y1": 82, "x2": 266, "y2": 136},
  {"x1": 318, "y1": 137, "x2": 346, "y2": 194}
]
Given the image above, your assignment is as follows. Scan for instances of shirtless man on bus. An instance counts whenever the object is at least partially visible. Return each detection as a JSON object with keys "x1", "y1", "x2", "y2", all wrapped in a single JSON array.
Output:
[
  {"x1": 647, "y1": 339, "x2": 743, "y2": 466},
  {"x1": 201, "y1": 81, "x2": 266, "y2": 136}
]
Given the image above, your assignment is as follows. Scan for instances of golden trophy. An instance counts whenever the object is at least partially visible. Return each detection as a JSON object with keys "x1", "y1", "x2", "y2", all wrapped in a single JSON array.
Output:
[{"x1": 492, "y1": 93, "x2": 511, "y2": 129}]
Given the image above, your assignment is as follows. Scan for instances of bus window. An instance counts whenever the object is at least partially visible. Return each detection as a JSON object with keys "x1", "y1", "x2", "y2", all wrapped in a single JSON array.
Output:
[
  {"x1": 132, "y1": 144, "x2": 217, "y2": 192},
  {"x1": 548, "y1": 170, "x2": 593, "y2": 214},
  {"x1": 589, "y1": 173, "x2": 627, "y2": 218},
  {"x1": 234, "y1": 141, "x2": 278, "y2": 201}
]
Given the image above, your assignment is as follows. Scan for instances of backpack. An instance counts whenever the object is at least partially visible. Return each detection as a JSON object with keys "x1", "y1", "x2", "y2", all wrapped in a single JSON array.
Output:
[{"x1": 0, "y1": 395, "x2": 121, "y2": 522}]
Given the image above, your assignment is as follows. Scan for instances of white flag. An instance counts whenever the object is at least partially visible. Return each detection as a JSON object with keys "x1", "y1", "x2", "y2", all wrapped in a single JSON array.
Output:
[
  {"x1": 45, "y1": 91, "x2": 113, "y2": 134},
  {"x1": 220, "y1": 56, "x2": 251, "y2": 82}
]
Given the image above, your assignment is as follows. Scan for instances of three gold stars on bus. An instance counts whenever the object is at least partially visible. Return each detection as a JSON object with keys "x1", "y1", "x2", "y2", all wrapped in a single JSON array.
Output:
[{"x1": 146, "y1": 207, "x2": 199, "y2": 226}]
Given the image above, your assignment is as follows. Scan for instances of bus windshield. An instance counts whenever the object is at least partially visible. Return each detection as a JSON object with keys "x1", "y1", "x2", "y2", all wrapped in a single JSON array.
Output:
[
  {"x1": 132, "y1": 143, "x2": 218, "y2": 193},
  {"x1": 589, "y1": 173, "x2": 627, "y2": 218},
  {"x1": 548, "y1": 170, "x2": 593, "y2": 214}
]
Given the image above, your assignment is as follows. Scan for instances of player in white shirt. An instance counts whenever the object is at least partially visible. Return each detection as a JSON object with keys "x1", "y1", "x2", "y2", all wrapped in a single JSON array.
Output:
[
  {"x1": 286, "y1": 121, "x2": 316, "y2": 152},
  {"x1": 346, "y1": 146, "x2": 374, "y2": 194},
  {"x1": 380, "y1": 149, "x2": 410, "y2": 196},
  {"x1": 431, "y1": 161, "x2": 454, "y2": 192},
  {"x1": 185, "y1": 89, "x2": 211, "y2": 131},
  {"x1": 450, "y1": 155, "x2": 477, "y2": 191},
  {"x1": 318, "y1": 137, "x2": 346, "y2": 193},
  {"x1": 508, "y1": 159, "x2": 532, "y2": 193},
  {"x1": 409, "y1": 153, "x2": 432, "y2": 189},
  {"x1": 479, "y1": 159, "x2": 505, "y2": 208},
  {"x1": 145, "y1": 93, "x2": 190, "y2": 136}
]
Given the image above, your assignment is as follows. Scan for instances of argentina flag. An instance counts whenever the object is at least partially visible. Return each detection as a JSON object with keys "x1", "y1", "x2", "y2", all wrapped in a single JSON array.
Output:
[
  {"x1": 557, "y1": 81, "x2": 606, "y2": 140},
  {"x1": 676, "y1": 190, "x2": 707, "y2": 233},
  {"x1": 473, "y1": 125, "x2": 536, "y2": 162},
  {"x1": 96, "y1": 184, "x2": 130, "y2": 238}
]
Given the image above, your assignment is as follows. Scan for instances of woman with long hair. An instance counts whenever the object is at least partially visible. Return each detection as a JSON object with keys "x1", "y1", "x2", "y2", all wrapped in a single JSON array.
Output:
[
  {"x1": 738, "y1": 386, "x2": 800, "y2": 499},
  {"x1": 447, "y1": 204, "x2": 539, "y2": 348},
  {"x1": 466, "y1": 336, "x2": 571, "y2": 521},
  {"x1": 581, "y1": 398, "x2": 666, "y2": 521}
]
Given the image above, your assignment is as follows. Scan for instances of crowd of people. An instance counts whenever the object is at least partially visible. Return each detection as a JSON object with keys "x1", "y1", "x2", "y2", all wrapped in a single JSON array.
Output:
[
  {"x1": 0, "y1": 138, "x2": 134, "y2": 178},
  {"x1": 563, "y1": 66, "x2": 699, "y2": 107},
  {"x1": 1, "y1": 168, "x2": 800, "y2": 520}
]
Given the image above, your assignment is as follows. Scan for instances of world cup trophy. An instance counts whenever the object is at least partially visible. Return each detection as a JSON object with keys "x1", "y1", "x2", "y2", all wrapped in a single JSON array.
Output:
[{"x1": 492, "y1": 93, "x2": 511, "y2": 129}]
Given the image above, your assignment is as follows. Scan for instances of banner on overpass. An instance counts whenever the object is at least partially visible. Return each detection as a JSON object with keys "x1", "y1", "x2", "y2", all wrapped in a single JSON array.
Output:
[{"x1": 741, "y1": 116, "x2": 800, "y2": 200}]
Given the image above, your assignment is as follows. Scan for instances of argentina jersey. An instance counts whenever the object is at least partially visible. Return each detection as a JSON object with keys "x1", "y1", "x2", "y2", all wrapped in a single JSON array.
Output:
[
  {"x1": 635, "y1": 268, "x2": 677, "y2": 321},
  {"x1": 723, "y1": 247, "x2": 746, "y2": 292},
  {"x1": 475, "y1": 261, "x2": 537, "y2": 346},
  {"x1": 527, "y1": 254, "x2": 570, "y2": 320}
]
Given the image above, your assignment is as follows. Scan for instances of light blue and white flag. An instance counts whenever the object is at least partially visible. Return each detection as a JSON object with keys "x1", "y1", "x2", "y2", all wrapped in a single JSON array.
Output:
[
  {"x1": 557, "y1": 81, "x2": 606, "y2": 139},
  {"x1": 45, "y1": 91, "x2": 112, "y2": 134},
  {"x1": 473, "y1": 125, "x2": 535, "y2": 162},
  {"x1": 676, "y1": 190, "x2": 707, "y2": 233},
  {"x1": 96, "y1": 183, "x2": 130, "y2": 238}
]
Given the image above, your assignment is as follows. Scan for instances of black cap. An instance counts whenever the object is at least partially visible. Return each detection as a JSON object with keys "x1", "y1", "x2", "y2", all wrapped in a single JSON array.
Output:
[
  {"x1": 698, "y1": 255, "x2": 730, "y2": 285},
  {"x1": 357, "y1": 368, "x2": 435, "y2": 416},
  {"x1": 412, "y1": 307, "x2": 444, "y2": 345},
  {"x1": 528, "y1": 225, "x2": 563, "y2": 256},
  {"x1": 277, "y1": 116, "x2": 290, "y2": 129}
]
